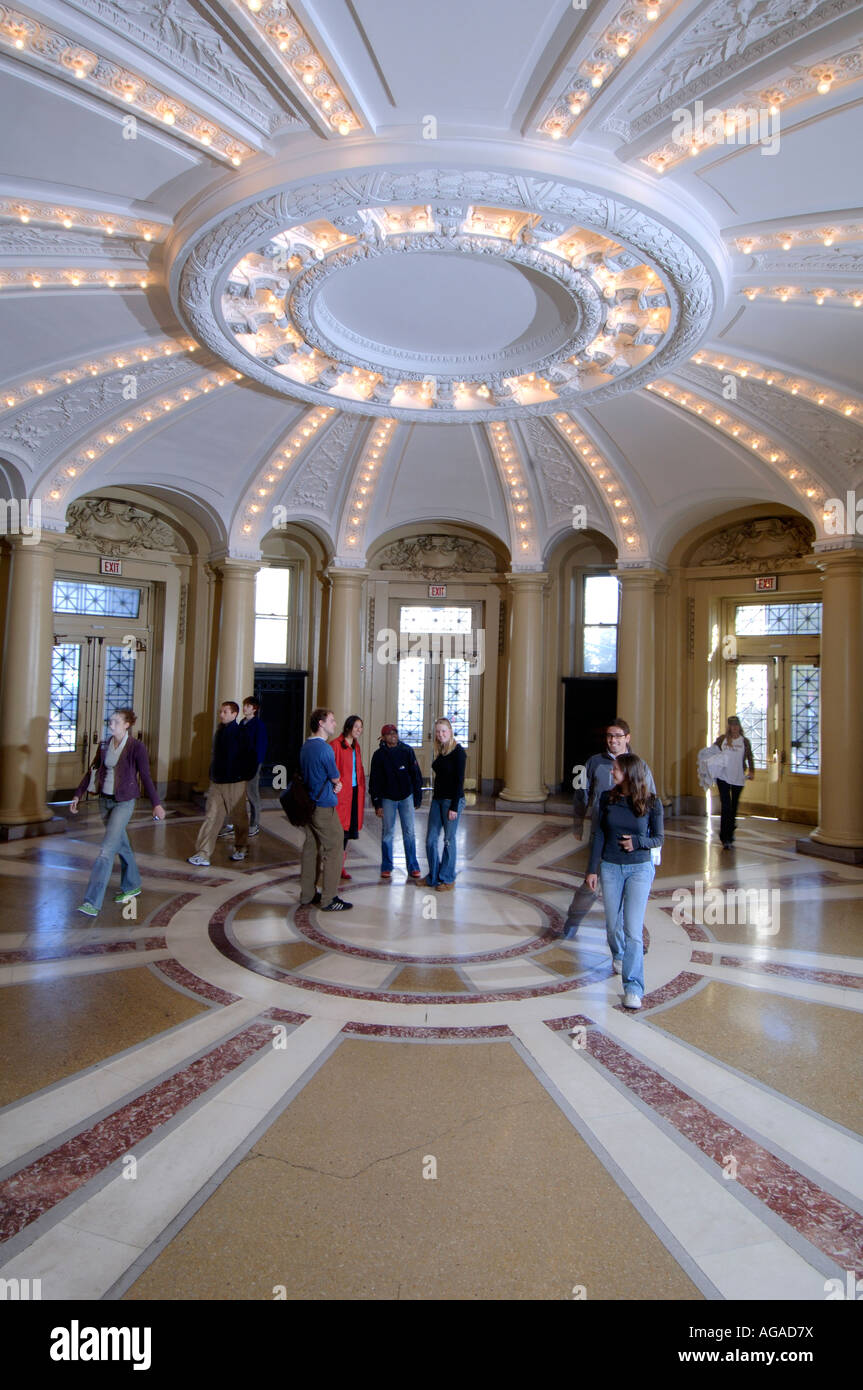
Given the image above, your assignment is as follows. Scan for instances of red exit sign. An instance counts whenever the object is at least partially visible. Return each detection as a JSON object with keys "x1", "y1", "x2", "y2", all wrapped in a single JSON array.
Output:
[
  {"x1": 428, "y1": 584, "x2": 447, "y2": 598},
  {"x1": 100, "y1": 558, "x2": 123, "y2": 576},
  {"x1": 754, "y1": 575, "x2": 777, "y2": 592}
]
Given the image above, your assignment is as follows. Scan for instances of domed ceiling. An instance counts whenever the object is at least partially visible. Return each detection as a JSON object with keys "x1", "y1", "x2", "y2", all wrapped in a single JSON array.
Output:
[{"x1": 1, "y1": 0, "x2": 861, "y2": 568}]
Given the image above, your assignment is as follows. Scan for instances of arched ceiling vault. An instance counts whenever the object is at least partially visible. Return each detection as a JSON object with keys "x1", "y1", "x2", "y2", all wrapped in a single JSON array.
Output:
[{"x1": 1, "y1": 0, "x2": 861, "y2": 565}]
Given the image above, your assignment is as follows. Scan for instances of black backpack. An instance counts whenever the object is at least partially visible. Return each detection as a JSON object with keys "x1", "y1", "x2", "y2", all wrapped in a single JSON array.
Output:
[{"x1": 280, "y1": 772, "x2": 315, "y2": 828}]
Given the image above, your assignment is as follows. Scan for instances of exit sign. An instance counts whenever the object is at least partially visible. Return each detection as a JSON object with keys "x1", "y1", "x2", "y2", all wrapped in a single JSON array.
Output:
[
  {"x1": 428, "y1": 584, "x2": 447, "y2": 598},
  {"x1": 754, "y1": 575, "x2": 777, "y2": 592},
  {"x1": 100, "y1": 558, "x2": 122, "y2": 576}
]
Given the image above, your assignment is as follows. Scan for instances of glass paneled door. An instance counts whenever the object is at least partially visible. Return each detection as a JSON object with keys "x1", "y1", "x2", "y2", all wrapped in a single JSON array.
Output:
[
  {"x1": 48, "y1": 581, "x2": 151, "y2": 798},
  {"x1": 722, "y1": 600, "x2": 820, "y2": 822},
  {"x1": 386, "y1": 602, "x2": 483, "y2": 788}
]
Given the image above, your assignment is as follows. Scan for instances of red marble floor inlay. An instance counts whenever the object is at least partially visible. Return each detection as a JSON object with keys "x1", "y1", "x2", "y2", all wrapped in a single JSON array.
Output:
[
  {"x1": 633, "y1": 970, "x2": 705, "y2": 1011},
  {"x1": 545, "y1": 1013, "x2": 597, "y2": 1033},
  {"x1": 150, "y1": 893, "x2": 199, "y2": 928},
  {"x1": 265, "y1": 1007, "x2": 311, "y2": 1026},
  {"x1": 690, "y1": 950, "x2": 713, "y2": 965},
  {"x1": 0, "y1": 1021, "x2": 276, "y2": 1242},
  {"x1": 152, "y1": 958, "x2": 240, "y2": 1005},
  {"x1": 341, "y1": 1021, "x2": 513, "y2": 1039},
  {"x1": 583, "y1": 1029, "x2": 863, "y2": 1271},
  {"x1": 0, "y1": 936, "x2": 167, "y2": 965},
  {"x1": 717, "y1": 955, "x2": 863, "y2": 990}
]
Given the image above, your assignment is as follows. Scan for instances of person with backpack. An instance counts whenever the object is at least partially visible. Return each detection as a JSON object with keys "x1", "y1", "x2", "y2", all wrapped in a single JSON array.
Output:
[
  {"x1": 368, "y1": 723, "x2": 424, "y2": 881},
  {"x1": 298, "y1": 708, "x2": 352, "y2": 911}
]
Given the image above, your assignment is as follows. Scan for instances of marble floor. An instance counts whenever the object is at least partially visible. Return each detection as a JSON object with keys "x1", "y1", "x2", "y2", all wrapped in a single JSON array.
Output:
[{"x1": 0, "y1": 800, "x2": 861, "y2": 1302}]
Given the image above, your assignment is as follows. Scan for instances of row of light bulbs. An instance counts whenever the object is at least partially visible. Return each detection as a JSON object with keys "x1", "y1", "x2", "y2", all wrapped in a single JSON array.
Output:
[
  {"x1": 734, "y1": 227, "x2": 860, "y2": 253},
  {"x1": 1, "y1": 340, "x2": 198, "y2": 413},
  {"x1": 239, "y1": 0, "x2": 359, "y2": 136},
  {"x1": 6, "y1": 205, "x2": 160, "y2": 241},
  {"x1": 542, "y1": 0, "x2": 664, "y2": 140},
  {"x1": 690, "y1": 352, "x2": 859, "y2": 419},
  {"x1": 490, "y1": 423, "x2": 536, "y2": 555},
  {"x1": 240, "y1": 409, "x2": 335, "y2": 535},
  {"x1": 645, "y1": 382, "x2": 825, "y2": 509},
  {"x1": 554, "y1": 413, "x2": 640, "y2": 549},
  {"x1": 741, "y1": 286, "x2": 863, "y2": 307},
  {"x1": 0, "y1": 271, "x2": 152, "y2": 291},
  {"x1": 344, "y1": 421, "x2": 397, "y2": 549}
]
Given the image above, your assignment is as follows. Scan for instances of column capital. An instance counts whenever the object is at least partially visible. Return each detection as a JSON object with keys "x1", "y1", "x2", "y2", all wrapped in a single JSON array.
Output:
[
  {"x1": 206, "y1": 556, "x2": 260, "y2": 582},
  {"x1": 326, "y1": 566, "x2": 369, "y2": 585},
  {"x1": 614, "y1": 564, "x2": 667, "y2": 585},
  {"x1": 504, "y1": 570, "x2": 548, "y2": 590},
  {"x1": 813, "y1": 540, "x2": 863, "y2": 573},
  {"x1": 2, "y1": 532, "x2": 64, "y2": 557}
]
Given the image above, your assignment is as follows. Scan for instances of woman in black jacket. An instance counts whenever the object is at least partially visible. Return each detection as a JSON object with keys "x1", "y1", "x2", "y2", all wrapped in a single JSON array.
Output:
[
  {"x1": 425, "y1": 717, "x2": 467, "y2": 892},
  {"x1": 585, "y1": 753, "x2": 663, "y2": 1009}
]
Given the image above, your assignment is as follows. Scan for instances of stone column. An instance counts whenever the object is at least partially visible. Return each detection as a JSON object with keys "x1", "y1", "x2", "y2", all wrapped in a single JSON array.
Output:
[
  {"x1": 799, "y1": 543, "x2": 863, "y2": 863},
  {"x1": 324, "y1": 567, "x2": 367, "y2": 718},
  {"x1": 0, "y1": 536, "x2": 59, "y2": 825},
  {"x1": 498, "y1": 572, "x2": 548, "y2": 808},
  {"x1": 213, "y1": 560, "x2": 259, "y2": 708},
  {"x1": 615, "y1": 568, "x2": 662, "y2": 777}
]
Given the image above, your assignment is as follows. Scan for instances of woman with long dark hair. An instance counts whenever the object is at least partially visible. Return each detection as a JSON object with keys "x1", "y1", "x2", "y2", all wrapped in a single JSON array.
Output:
[
  {"x1": 330, "y1": 715, "x2": 366, "y2": 881},
  {"x1": 714, "y1": 715, "x2": 755, "y2": 849},
  {"x1": 69, "y1": 708, "x2": 165, "y2": 916},
  {"x1": 585, "y1": 752, "x2": 663, "y2": 1009}
]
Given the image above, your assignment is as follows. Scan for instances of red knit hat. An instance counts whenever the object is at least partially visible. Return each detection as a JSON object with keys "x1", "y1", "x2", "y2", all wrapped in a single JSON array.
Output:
[{"x1": 381, "y1": 723, "x2": 398, "y2": 737}]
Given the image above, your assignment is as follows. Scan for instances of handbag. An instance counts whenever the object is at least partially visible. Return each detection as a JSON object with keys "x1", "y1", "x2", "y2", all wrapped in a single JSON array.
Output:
[{"x1": 280, "y1": 772, "x2": 315, "y2": 828}]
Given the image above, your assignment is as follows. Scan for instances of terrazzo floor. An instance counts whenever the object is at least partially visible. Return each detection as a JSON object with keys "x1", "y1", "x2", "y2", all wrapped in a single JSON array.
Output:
[{"x1": 1, "y1": 800, "x2": 861, "y2": 1305}]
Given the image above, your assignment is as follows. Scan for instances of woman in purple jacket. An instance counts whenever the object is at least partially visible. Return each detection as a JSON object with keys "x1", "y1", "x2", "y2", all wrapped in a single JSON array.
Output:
[{"x1": 69, "y1": 707, "x2": 165, "y2": 917}]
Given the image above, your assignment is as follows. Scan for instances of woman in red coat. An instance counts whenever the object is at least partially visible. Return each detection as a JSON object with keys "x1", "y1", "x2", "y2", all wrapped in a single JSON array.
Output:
[{"x1": 330, "y1": 715, "x2": 366, "y2": 880}]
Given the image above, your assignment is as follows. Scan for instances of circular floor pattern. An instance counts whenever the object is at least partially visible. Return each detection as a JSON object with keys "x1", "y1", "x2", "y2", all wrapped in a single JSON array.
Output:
[{"x1": 159, "y1": 854, "x2": 704, "y2": 1037}]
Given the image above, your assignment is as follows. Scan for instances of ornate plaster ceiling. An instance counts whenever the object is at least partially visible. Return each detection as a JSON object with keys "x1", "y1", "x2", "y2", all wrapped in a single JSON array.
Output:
[{"x1": 1, "y1": 0, "x2": 861, "y2": 565}]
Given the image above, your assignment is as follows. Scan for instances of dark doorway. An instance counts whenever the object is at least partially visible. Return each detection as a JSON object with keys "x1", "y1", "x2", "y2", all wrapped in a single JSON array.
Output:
[
  {"x1": 253, "y1": 669, "x2": 307, "y2": 786},
  {"x1": 562, "y1": 677, "x2": 617, "y2": 789}
]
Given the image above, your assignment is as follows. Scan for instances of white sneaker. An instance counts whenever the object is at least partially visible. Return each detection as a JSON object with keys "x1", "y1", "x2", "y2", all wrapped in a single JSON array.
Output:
[
  {"x1": 612, "y1": 959, "x2": 623, "y2": 975},
  {"x1": 230, "y1": 848, "x2": 247, "y2": 861},
  {"x1": 622, "y1": 992, "x2": 641, "y2": 1010},
  {"x1": 188, "y1": 854, "x2": 210, "y2": 867},
  {"x1": 218, "y1": 826, "x2": 234, "y2": 840},
  {"x1": 248, "y1": 825, "x2": 260, "y2": 837}
]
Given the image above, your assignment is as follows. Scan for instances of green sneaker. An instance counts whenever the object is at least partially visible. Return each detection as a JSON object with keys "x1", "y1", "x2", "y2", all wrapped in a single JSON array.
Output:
[
  {"x1": 77, "y1": 902, "x2": 98, "y2": 917},
  {"x1": 114, "y1": 889, "x2": 142, "y2": 903}
]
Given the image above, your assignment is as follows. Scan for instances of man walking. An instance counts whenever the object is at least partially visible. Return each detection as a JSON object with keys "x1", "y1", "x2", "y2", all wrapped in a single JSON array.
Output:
[
  {"x1": 299, "y1": 708, "x2": 352, "y2": 912},
  {"x1": 368, "y1": 723, "x2": 424, "y2": 881},
  {"x1": 188, "y1": 702, "x2": 257, "y2": 866}
]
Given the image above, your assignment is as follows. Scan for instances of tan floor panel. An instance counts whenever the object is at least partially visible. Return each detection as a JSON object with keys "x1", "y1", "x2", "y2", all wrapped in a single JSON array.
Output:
[
  {"x1": 388, "y1": 965, "x2": 468, "y2": 992},
  {"x1": 652, "y1": 980, "x2": 863, "y2": 1134},
  {"x1": 0, "y1": 872, "x2": 179, "y2": 936},
  {"x1": 0, "y1": 968, "x2": 206, "y2": 1107},
  {"x1": 256, "y1": 942, "x2": 324, "y2": 971},
  {"x1": 678, "y1": 896, "x2": 863, "y2": 957},
  {"x1": 123, "y1": 1039, "x2": 702, "y2": 1301}
]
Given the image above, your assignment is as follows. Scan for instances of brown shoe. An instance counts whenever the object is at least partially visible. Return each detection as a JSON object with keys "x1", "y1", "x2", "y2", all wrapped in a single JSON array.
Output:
[
  {"x1": 435, "y1": 882, "x2": 454, "y2": 892},
  {"x1": 380, "y1": 870, "x2": 392, "y2": 880}
]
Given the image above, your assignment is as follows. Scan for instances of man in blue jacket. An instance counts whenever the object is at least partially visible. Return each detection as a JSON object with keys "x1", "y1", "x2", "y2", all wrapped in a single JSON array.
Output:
[
  {"x1": 189, "y1": 702, "x2": 257, "y2": 866},
  {"x1": 368, "y1": 723, "x2": 424, "y2": 881}
]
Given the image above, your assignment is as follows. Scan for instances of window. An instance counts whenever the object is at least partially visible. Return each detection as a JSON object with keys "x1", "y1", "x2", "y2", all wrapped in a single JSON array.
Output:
[
  {"x1": 53, "y1": 580, "x2": 140, "y2": 618},
  {"x1": 398, "y1": 606, "x2": 472, "y2": 633},
  {"x1": 49, "y1": 645, "x2": 81, "y2": 752},
  {"x1": 583, "y1": 575, "x2": 619, "y2": 673},
  {"x1": 397, "y1": 659, "x2": 425, "y2": 745},
  {"x1": 254, "y1": 567, "x2": 292, "y2": 664},
  {"x1": 734, "y1": 602, "x2": 821, "y2": 636}
]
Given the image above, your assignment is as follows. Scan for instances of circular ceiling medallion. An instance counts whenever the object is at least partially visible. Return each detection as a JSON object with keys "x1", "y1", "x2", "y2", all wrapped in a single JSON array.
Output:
[{"x1": 175, "y1": 169, "x2": 715, "y2": 422}]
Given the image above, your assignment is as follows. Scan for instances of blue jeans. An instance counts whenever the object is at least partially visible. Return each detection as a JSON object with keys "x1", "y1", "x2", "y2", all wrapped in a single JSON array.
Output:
[
  {"x1": 82, "y1": 795, "x2": 141, "y2": 911},
  {"x1": 599, "y1": 859, "x2": 654, "y2": 998},
  {"x1": 426, "y1": 796, "x2": 464, "y2": 886},
  {"x1": 380, "y1": 796, "x2": 420, "y2": 874}
]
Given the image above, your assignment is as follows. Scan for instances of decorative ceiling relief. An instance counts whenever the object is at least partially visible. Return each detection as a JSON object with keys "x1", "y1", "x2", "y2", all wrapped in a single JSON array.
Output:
[
  {"x1": 0, "y1": 226, "x2": 150, "y2": 258},
  {"x1": 231, "y1": 405, "x2": 334, "y2": 554},
  {"x1": 63, "y1": 0, "x2": 299, "y2": 135},
  {"x1": 374, "y1": 535, "x2": 499, "y2": 578},
  {"x1": 0, "y1": 355, "x2": 198, "y2": 464},
  {"x1": 688, "y1": 516, "x2": 816, "y2": 570},
  {"x1": 690, "y1": 349, "x2": 862, "y2": 424},
  {"x1": 487, "y1": 421, "x2": 541, "y2": 568},
  {"x1": 280, "y1": 411, "x2": 364, "y2": 518},
  {"x1": 176, "y1": 170, "x2": 714, "y2": 423},
  {"x1": 0, "y1": 339, "x2": 197, "y2": 420},
  {"x1": 335, "y1": 418, "x2": 397, "y2": 562},
  {"x1": 603, "y1": 0, "x2": 860, "y2": 139},
  {"x1": 0, "y1": 198, "x2": 164, "y2": 242},
  {"x1": 66, "y1": 496, "x2": 181, "y2": 554},
  {"x1": 679, "y1": 362, "x2": 863, "y2": 485}
]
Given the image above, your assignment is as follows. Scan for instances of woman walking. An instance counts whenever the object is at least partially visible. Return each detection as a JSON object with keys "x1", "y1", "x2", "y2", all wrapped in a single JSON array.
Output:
[
  {"x1": 714, "y1": 715, "x2": 755, "y2": 849},
  {"x1": 585, "y1": 752, "x2": 663, "y2": 1010},
  {"x1": 69, "y1": 708, "x2": 165, "y2": 916},
  {"x1": 330, "y1": 715, "x2": 366, "y2": 881},
  {"x1": 425, "y1": 717, "x2": 467, "y2": 892}
]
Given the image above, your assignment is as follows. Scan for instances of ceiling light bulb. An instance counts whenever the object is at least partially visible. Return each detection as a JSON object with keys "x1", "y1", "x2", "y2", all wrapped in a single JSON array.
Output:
[
  {"x1": 816, "y1": 76, "x2": 832, "y2": 95},
  {"x1": 616, "y1": 40, "x2": 630, "y2": 58},
  {"x1": 337, "y1": 119, "x2": 352, "y2": 135},
  {"x1": 591, "y1": 72, "x2": 603, "y2": 88},
  {"x1": 645, "y1": 4, "x2": 659, "y2": 20},
  {"x1": 231, "y1": 154, "x2": 242, "y2": 166},
  {"x1": 549, "y1": 123, "x2": 564, "y2": 139},
  {"x1": 822, "y1": 232, "x2": 834, "y2": 246},
  {"x1": 63, "y1": 217, "x2": 72, "y2": 228},
  {"x1": 568, "y1": 96, "x2": 583, "y2": 115},
  {"x1": 163, "y1": 110, "x2": 175, "y2": 124}
]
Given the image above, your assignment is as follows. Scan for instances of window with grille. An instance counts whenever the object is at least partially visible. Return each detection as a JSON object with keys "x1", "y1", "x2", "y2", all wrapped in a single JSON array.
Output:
[{"x1": 53, "y1": 581, "x2": 140, "y2": 618}]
